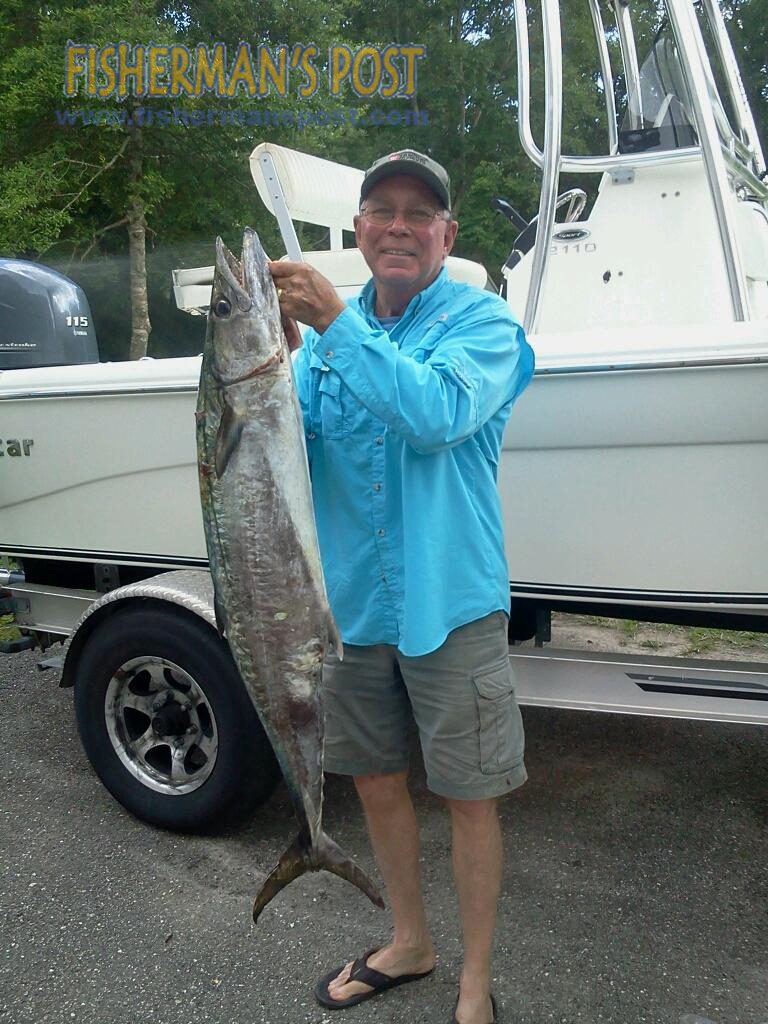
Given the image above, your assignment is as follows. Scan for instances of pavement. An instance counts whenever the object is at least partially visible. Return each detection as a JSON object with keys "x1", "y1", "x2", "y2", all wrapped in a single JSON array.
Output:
[{"x1": 1, "y1": 646, "x2": 766, "y2": 1024}]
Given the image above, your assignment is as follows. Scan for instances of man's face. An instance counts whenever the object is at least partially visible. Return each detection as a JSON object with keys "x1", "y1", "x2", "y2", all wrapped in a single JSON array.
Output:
[{"x1": 354, "y1": 175, "x2": 458, "y2": 298}]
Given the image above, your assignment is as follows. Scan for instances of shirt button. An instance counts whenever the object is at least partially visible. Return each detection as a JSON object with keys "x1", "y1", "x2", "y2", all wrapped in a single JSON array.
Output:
[
  {"x1": 377, "y1": 528, "x2": 385, "y2": 537},
  {"x1": 373, "y1": 483, "x2": 382, "y2": 492},
  {"x1": 307, "y1": 432, "x2": 316, "y2": 440},
  {"x1": 325, "y1": 350, "x2": 334, "y2": 358},
  {"x1": 375, "y1": 436, "x2": 384, "y2": 445}
]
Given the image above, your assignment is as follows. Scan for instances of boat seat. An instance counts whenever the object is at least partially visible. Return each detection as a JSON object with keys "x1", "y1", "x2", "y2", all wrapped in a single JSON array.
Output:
[
  {"x1": 250, "y1": 141, "x2": 491, "y2": 290},
  {"x1": 173, "y1": 142, "x2": 492, "y2": 314},
  {"x1": 298, "y1": 248, "x2": 491, "y2": 291}
]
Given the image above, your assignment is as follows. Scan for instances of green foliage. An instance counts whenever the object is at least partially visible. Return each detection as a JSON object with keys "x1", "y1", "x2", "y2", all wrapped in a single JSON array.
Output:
[
  {"x1": 0, "y1": 614, "x2": 21, "y2": 644},
  {"x1": 0, "y1": 0, "x2": 766, "y2": 356}
]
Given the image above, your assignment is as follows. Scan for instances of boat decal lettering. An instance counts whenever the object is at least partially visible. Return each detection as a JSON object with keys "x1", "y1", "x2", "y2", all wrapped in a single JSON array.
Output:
[
  {"x1": 0, "y1": 438, "x2": 34, "y2": 457},
  {"x1": 553, "y1": 228, "x2": 591, "y2": 242}
]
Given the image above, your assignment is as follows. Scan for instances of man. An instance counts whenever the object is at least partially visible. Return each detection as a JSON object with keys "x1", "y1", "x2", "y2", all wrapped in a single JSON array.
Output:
[{"x1": 269, "y1": 149, "x2": 534, "y2": 1024}]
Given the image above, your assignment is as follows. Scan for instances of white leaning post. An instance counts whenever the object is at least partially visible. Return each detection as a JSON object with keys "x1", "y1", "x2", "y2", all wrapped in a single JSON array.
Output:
[{"x1": 256, "y1": 150, "x2": 304, "y2": 262}]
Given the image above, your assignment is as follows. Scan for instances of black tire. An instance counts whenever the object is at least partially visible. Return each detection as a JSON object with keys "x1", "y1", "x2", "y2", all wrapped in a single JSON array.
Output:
[{"x1": 74, "y1": 603, "x2": 281, "y2": 831}]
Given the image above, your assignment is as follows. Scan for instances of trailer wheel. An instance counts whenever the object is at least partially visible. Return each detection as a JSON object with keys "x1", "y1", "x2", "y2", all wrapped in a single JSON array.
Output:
[{"x1": 74, "y1": 604, "x2": 281, "y2": 831}]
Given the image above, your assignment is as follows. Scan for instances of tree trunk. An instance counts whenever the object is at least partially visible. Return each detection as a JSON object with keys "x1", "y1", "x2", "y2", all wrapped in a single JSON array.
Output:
[
  {"x1": 127, "y1": 123, "x2": 151, "y2": 360},
  {"x1": 127, "y1": 197, "x2": 150, "y2": 359}
]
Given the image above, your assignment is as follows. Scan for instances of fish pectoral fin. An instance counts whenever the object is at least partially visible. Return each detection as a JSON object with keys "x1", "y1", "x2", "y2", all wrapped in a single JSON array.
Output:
[
  {"x1": 214, "y1": 399, "x2": 246, "y2": 477},
  {"x1": 251, "y1": 831, "x2": 384, "y2": 924},
  {"x1": 327, "y1": 615, "x2": 344, "y2": 661}
]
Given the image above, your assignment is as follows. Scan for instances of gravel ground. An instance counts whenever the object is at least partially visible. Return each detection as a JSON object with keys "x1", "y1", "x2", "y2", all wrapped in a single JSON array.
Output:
[
  {"x1": 1, "y1": 645, "x2": 767, "y2": 1024},
  {"x1": 550, "y1": 614, "x2": 768, "y2": 663}
]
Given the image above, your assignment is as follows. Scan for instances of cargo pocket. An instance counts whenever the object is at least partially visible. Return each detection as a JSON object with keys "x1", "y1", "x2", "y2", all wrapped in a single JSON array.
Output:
[
  {"x1": 473, "y1": 662, "x2": 525, "y2": 774},
  {"x1": 315, "y1": 370, "x2": 348, "y2": 439}
]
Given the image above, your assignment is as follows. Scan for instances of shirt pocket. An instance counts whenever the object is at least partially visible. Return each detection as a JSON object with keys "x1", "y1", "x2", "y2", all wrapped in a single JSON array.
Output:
[
  {"x1": 408, "y1": 318, "x2": 451, "y2": 363},
  {"x1": 472, "y1": 661, "x2": 525, "y2": 774},
  {"x1": 311, "y1": 368, "x2": 349, "y2": 439}
]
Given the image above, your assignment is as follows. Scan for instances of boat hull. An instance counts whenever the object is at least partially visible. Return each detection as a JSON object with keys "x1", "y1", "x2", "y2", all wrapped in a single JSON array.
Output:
[
  {"x1": 1, "y1": 347, "x2": 766, "y2": 621},
  {"x1": 500, "y1": 358, "x2": 768, "y2": 618},
  {"x1": 0, "y1": 358, "x2": 205, "y2": 569}
]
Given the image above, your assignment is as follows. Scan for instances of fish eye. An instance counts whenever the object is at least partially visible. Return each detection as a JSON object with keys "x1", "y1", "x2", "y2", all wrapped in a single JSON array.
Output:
[{"x1": 213, "y1": 296, "x2": 231, "y2": 318}]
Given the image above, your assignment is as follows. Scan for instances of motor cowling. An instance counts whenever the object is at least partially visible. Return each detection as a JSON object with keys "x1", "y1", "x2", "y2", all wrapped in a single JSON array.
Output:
[{"x1": 0, "y1": 259, "x2": 99, "y2": 369}]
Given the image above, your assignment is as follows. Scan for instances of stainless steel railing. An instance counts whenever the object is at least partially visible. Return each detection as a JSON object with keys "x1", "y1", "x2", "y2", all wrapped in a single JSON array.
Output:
[
  {"x1": 517, "y1": 0, "x2": 563, "y2": 334},
  {"x1": 667, "y1": 0, "x2": 748, "y2": 320},
  {"x1": 588, "y1": 0, "x2": 618, "y2": 155},
  {"x1": 513, "y1": 0, "x2": 765, "y2": 328},
  {"x1": 614, "y1": 0, "x2": 644, "y2": 130},
  {"x1": 701, "y1": 0, "x2": 766, "y2": 177}
]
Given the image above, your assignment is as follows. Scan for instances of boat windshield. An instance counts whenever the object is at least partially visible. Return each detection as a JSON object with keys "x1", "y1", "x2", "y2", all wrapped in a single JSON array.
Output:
[{"x1": 619, "y1": 31, "x2": 698, "y2": 154}]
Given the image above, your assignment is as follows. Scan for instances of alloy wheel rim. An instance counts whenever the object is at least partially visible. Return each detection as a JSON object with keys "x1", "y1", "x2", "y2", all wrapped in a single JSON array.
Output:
[{"x1": 104, "y1": 656, "x2": 219, "y2": 795}]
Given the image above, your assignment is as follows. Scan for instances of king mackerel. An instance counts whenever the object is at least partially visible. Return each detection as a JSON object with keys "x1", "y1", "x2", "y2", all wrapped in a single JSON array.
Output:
[{"x1": 195, "y1": 226, "x2": 384, "y2": 922}]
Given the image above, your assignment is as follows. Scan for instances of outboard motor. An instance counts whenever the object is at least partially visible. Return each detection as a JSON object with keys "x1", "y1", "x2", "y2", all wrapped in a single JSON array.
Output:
[{"x1": 0, "y1": 259, "x2": 99, "y2": 369}]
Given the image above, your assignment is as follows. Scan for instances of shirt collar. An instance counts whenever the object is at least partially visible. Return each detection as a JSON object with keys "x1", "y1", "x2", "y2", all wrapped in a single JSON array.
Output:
[{"x1": 358, "y1": 266, "x2": 449, "y2": 321}]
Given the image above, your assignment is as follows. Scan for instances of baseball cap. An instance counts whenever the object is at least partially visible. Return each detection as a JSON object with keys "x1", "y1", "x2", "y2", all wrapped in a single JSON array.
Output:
[{"x1": 360, "y1": 150, "x2": 451, "y2": 211}]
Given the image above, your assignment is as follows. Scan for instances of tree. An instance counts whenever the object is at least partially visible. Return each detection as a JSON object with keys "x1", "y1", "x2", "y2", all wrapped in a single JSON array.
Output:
[
  {"x1": 0, "y1": 0, "x2": 353, "y2": 358},
  {"x1": 1, "y1": 0, "x2": 765, "y2": 356}
]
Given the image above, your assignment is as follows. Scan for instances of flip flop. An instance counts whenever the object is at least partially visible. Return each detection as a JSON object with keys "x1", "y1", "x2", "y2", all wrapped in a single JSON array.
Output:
[
  {"x1": 314, "y1": 947, "x2": 435, "y2": 1010},
  {"x1": 450, "y1": 992, "x2": 498, "y2": 1023}
]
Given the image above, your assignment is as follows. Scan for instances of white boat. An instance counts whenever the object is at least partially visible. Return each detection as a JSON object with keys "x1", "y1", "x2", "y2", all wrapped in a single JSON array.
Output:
[
  {"x1": 2, "y1": 0, "x2": 767, "y2": 830},
  {"x1": 5, "y1": 0, "x2": 766, "y2": 633},
  {"x1": 498, "y1": 0, "x2": 768, "y2": 631}
]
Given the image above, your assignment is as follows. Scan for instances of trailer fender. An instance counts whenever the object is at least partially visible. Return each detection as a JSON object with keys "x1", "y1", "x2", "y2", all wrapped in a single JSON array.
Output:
[{"x1": 60, "y1": 569, "x2": 217, "y2": 688}]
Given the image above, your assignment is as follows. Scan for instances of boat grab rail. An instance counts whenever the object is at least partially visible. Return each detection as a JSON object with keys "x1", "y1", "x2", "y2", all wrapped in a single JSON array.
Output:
[
  {"x1": 513, "y1": 0, "x2": 764, "y2": 327},
  {"x1": 514, "y1": 0, "x2": 563, "y2": 333}
]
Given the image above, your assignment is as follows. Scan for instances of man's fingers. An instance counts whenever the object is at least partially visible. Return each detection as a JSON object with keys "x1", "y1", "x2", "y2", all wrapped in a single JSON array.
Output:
[
  {"x1": 267, "y1": 259, "x2": 343, "y2": 333},
  {"x1": 268, "y1": 260, "x2": 302, "y2": 280}
]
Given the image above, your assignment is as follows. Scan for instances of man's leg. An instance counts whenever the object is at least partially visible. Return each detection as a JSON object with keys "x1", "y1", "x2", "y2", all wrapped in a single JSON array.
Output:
[
  {"x1": 326, "y1": 769, "x2": 436, "y2": 1002},
  {"x1": 399, "y1": 613, "x2": 525, "y2": 1023},
  {"x1": 446, "y1": 796, "x2": 502, "y2": 1024}
]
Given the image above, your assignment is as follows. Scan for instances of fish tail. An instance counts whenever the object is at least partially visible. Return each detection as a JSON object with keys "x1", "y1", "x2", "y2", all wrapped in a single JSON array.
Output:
[
  {"x1": 315, "y1": 830, "x2": 383, "y2": 908},
  {"x1": 252, "y1": 830, "x2": 384, "y2": 923}
]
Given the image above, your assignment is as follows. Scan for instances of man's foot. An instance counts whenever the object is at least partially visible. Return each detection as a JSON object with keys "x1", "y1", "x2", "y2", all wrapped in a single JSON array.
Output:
[
  {"x1": 453, "y1": 988, "x2": 497, "y2": 1024},
  {"x1": 315, "y1": 943, "x2": 435, "y2": 1009}
]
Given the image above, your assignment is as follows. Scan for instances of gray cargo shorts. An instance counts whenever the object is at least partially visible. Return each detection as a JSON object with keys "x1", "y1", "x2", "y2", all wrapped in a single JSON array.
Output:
[{"x1": 321, "y1": 611, "x2": 527, "y2": 800}]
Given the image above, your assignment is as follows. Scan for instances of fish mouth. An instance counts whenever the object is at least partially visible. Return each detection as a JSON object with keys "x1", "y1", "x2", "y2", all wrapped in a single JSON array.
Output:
[
  {"x1": 241, "y1": 227, "x2": 275, "y2": 309},
  {"x1": 214, "y1": 237, "x2": 252, "y2": 312},
  {"x1": 213, "y1": 229, "x2": 275, "y2": 315}
]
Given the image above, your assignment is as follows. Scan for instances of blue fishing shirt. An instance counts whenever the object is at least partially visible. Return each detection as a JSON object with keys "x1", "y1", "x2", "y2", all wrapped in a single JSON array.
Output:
[{"x1": 293, "y1": 267, "x2": 534, "y2": 657}]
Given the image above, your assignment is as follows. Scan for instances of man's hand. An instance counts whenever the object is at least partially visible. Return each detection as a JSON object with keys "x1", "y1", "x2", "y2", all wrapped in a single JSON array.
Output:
[{"x1": 269, "y1": 260, "x2": 346, "y2": 335}]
